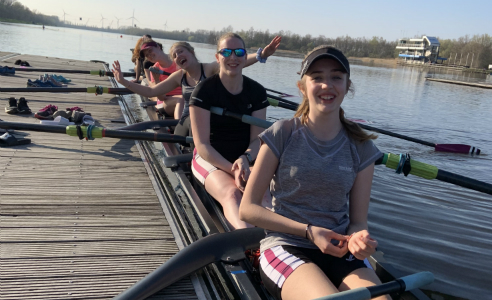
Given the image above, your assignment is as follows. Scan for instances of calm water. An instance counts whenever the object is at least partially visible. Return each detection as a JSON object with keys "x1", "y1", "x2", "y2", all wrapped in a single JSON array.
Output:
[{"x1": 1, "y1": 23, "x2": 492, "y2": 299}]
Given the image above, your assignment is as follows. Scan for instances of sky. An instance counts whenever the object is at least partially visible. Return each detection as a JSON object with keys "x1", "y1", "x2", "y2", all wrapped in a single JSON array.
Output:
[{"x1": 17, "y1": 0, "x2": 491, "y2": 41}]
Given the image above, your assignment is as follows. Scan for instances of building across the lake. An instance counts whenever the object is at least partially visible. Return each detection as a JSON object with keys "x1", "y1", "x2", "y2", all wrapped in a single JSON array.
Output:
[{"x1": 396, "y1": 36, "x2": 447, "y2": 64}]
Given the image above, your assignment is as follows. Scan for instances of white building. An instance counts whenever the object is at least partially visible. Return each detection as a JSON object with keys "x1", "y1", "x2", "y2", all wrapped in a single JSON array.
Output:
[{"x1": 396, "y1": 36, "x2": 446, "y2": 64}]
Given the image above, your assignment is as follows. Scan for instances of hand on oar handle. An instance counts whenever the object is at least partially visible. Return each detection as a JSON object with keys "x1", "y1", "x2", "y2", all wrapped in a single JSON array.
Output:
[{"x1": 348, "y1": 230, "x2": 378, "y2": 260}]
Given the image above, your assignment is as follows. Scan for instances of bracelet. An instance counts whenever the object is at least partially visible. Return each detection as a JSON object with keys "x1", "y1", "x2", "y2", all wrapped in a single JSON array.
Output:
[
  {"x1": 256, "y1": 48, "x2": 267, "y2": 63},
  {"x1": 305, "y1": 224, "x2": 312, "y2": 240}
]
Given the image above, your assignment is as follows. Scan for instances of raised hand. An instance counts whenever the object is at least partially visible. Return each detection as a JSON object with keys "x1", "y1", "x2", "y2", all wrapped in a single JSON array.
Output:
[
  {"x1": 308, "y1": 225, "x2": 349, "y2": 258},
  {"x1": 348, "y1": 230, "x2": 378, "y2": 260},
  {"x1": 261, "y1": 36, "x2": 282, "y2": 58},
  {"x1": 111, "y1": 60, "x2": 125, "y2": 84}
]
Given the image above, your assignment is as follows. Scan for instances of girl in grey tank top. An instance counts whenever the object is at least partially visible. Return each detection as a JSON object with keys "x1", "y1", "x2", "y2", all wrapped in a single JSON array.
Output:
[{"x1": 240, "y1": 46, "x2": 389, "y2": 300}]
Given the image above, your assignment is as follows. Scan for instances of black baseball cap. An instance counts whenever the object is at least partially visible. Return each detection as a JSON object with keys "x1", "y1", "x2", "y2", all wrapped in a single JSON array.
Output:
[{"x1": 298, "y1": 46, "x2": 350, "y2": 77}]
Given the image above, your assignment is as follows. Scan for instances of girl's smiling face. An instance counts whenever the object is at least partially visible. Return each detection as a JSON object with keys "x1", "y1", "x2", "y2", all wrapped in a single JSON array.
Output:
[
  {"x1": 301, "y1": 58, "x2": 350, "y2": 116},
  {"x1": 172, "y1": 46, "x2": 195, "y2": 70},
  {"x1": 215, "y1": 37, "x2": 246, "y2": 77}
]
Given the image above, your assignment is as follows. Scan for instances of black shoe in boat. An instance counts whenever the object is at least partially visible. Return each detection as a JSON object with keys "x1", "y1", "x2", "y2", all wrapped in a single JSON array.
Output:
[
  {"x1": 17, "y1": 97, "x2": 32, "y2": 114},
  {"x1": 5, "y1": 97, "x2": 18, "y2": 114}
]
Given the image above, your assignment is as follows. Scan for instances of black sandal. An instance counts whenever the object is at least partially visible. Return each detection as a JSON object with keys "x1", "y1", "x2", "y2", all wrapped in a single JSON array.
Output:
[{"x1": 0, "y1": 133, "x2": 31, "y2": 147}]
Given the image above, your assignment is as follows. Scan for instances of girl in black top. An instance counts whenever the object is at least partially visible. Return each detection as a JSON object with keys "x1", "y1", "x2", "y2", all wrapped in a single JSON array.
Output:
[{"x1": 189, "y1": 33, "x2": 274, "y2": 230}]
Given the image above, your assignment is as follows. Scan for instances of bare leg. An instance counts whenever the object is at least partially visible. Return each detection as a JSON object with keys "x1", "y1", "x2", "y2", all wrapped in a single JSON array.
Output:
[
  {"x1": 204, "y1": 169, "x2": 252, "y2": 230},
  {"x1": 155, "y1": 95, "x2": 181, "y2": 117},
  {"x1": 339, "y1": 268, "x2": 391, "y2": 300},
  {"x1": 174, "y1": 97, "x2": 184, "y2": 120},
  {"x1": 281, "y1": 263, "x2": 338, "y2": 300}
]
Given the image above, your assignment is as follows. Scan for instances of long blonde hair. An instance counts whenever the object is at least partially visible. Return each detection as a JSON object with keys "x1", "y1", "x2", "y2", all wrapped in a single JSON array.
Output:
[
  {"x1": 131, "y1": 37, "x2": 145, "y2": 63},
  {"x1": 294, "y1": 47, "x2": 376, "y2": 142}
]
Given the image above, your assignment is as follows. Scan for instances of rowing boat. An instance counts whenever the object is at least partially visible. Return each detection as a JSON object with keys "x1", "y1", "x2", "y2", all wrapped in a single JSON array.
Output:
[{"x1": 113, "y1": 77, "x2": 432, "y2": 300}]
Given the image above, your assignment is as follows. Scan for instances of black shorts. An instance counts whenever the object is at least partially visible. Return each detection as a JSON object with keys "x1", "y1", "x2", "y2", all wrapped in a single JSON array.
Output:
[{"x1": 259, "y1": 245, "x2": 370, "y2": 300}]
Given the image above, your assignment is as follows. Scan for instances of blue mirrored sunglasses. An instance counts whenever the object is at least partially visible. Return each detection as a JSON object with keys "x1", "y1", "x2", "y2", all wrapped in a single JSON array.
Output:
[{"x1": 217, "y1": 48, "x2": 247, "y2": 57}]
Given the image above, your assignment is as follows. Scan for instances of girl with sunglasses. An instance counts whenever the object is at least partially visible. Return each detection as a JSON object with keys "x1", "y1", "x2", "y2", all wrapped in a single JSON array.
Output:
[
  {"x1": 239, "y1": 46, "x2": 388, "y2": 300},
  {"x1": 112, "y1": 36, "x2": 281, "y2": 139},
  {"x1": 188, "y1": 33, "x2": 279, "y2": 230}
]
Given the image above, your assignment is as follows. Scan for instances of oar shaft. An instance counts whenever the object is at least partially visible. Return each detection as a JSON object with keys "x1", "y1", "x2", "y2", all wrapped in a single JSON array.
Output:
[
  {"x1": 209, "y1": 107, "x2": 272, "y2": 129},
  {"x1": 437, "y1": 170, "x2": 492, "y2": 195},
  {"x1": 0, "y1": 121, "x2": 66, "y2": 134},
  {"x1": 0, "y1": 87, "x2": 133, "y2": 95},
  {"x1": 266, "y1": 93, "x2": 300, "y2": 106},
  {"x1": 358, "y1": 124, "x2": 436, "y2": 147},
  {"x1": 14, "y1": 68, "x2": 135, "y2": 77}
]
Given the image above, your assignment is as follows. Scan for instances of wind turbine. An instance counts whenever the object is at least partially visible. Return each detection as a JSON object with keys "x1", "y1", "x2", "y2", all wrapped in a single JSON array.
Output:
[
  {"x1": 85, "y1": 18, "x2": 90, "y2": 26},
  {"x1": 164, "y1": 20, "x2": 168, "y2": 31},
  {"x1": 62, "y1": 9, "x2": 69, "y2": 23},
  {"x1": 115, "y1": 16, "x2": 122, "y2": 29},
  {"x1": 108, "y1": 20, "x2": 114, "y2": 29},
  {"x1": 128, "y1": 9, "x2": 138, "y2": 28},
  {"x1": 100, "y1": 14, "x2": 107, "y2": 28}
]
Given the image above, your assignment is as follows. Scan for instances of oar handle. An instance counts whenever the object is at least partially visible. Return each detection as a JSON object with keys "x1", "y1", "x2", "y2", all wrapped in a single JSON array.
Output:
[
  {"x1": 148, "y1": 67, "x2": 172, "y2": 76},
  {"x1": 312, "y1": 272, "x2": 434, "y2": 300}
]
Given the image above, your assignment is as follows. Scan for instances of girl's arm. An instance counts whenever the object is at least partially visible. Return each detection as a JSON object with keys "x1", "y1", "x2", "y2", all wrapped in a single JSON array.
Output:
[
  {"x1": 231, "y1": 108, "x2": 266, "y2": 189},
  {"x1": 190, "y1": 106, "x2": 235, "y2": 174},
  {"x1": 347, "y1": 164, "x2": 379, "y2": 259},
  {"x1": 112, "y1": 60, "x2": 182, "y2": 97},
  {"x1": 240, "y1": 144, "x2": 349, "y2": 257},
  {"x1": 203, "y1": 36, "x2": 282, "y2": 75}
]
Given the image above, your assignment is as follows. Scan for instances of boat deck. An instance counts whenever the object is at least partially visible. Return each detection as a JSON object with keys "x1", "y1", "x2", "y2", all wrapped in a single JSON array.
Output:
[{"x1": 0, "y1": 53, "x2": 199, "y2": 299}]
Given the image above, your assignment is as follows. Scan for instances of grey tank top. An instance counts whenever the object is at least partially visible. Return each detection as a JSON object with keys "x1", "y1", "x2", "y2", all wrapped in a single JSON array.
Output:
[
  {"x1": 258, "y1": 118, "x2": 382, "y2": 253},
  {"x1": 180, "y1": 63, "x2": 206, "y2": 123}
]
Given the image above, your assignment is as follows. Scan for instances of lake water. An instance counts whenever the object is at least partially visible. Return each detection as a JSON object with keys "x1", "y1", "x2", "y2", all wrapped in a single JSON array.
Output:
[{"x1": 1, "y1": 23, "x2": 492, "y2": 299}]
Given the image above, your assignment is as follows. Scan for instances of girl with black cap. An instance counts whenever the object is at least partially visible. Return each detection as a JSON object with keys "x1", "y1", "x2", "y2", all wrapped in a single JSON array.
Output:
[{"x1": 239, "y1": 45, "x2": 389, "y2": 300}]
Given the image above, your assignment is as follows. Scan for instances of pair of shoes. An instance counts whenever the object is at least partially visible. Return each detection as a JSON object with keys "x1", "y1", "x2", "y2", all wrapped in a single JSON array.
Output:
[
  {"x1": 14, "y1": 60, "x2": 30, "y2": 67},
  {"x1": 51, "y1": 106, "x2": 84, "y2": 120},
  {"x1": 0, "y1": 133, "x2": 31, "y2": 147},
  {"x1": 5, "y1": 97, "x2": 32, "y2": 114},
  {"x1": 39, "y1": 74, "x2": 67, "y2": 87},
  {"x1": 34, "y1": 104, "x2": 58, "y2": 120},
  {"x1": 0, "y1": 65, "x2": 15, "y2": 75},
  {"x1": 52, "y1": 74, "x2": 71, "y2": 83},
  {"x1": 27, "y1": 79, "x2": 55, "y2": 87}
]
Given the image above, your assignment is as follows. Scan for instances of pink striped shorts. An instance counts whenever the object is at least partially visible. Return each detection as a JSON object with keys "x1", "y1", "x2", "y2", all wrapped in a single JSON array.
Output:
[{"x1": 191, "y1": 148, "x2": 218, "y2": 185}]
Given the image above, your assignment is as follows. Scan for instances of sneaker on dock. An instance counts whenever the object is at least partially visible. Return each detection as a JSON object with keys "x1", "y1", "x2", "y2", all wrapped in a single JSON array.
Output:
[
  {"x1": 45, "y1": 74, "x2": 67, "y2": 87},
  {"x1": 0, "y1": 66, "x2": 15, "y2": 76},
  {"x1": 34, "y1": 104, "x2": 58, "y2": 120},
  {"x1": 17, "y1": 97, "x2": 32, "y2": 114},
  {"x1": 52, "y1": 74, "x2": 71, "y2": 83},
  {"x1": 27, "y1": 79, "x2": 53, "y2": 87},
  {"x1": 5, "y1": 97, "x2": 18, "y2": 114}
]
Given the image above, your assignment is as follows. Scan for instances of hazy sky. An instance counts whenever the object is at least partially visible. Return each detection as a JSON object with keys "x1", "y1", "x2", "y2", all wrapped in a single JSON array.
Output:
[{"x1": 17, "y1": 0, "x2": 491, "y2": 41}]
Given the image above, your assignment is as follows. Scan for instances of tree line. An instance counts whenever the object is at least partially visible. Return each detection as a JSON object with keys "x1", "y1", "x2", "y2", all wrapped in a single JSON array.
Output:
[{"x1": 1, "y1": 0, "x2": 491, "y2": 68}]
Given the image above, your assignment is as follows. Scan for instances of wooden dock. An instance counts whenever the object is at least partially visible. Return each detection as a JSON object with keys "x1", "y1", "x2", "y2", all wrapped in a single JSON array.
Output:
[
  {"x1": 425, "y1": 77, "x2": 492, "y2": 89},
  {"x1": 0, "y1": 53, "x2": 201, "y2": 299}
]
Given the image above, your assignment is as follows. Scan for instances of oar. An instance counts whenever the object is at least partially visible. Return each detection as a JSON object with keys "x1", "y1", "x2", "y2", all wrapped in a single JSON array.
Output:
[
  {"x1": 9, "y1": 67, "x2": 135, "y2": 77},
  {"x1": 313, "y1": 272, "x2": 434, "y2": 300},
  {"x1": 265, "y1": 88, "x2": 294, "y2": 97},
  {"x1": 375, "y1": 153, "x2": 492, "y2": 196},
  {"x1": 0, "y1": 121, "x2": 193, "y2": 144},
  {"x1": 267, "y1": 93, "x2": 300, "y2": 106},
  {"x1": 148, "y1": 67, "x2": 173, "y2": 76},
  {"x1": 266, "y1": 96, "x2": 482, "y2": 155},
  {"x1": 0, "y1": 86, "x2": 133, "y2": 95},
  {"x1": 209, "y1": 110, "x2": 492, "y2": 196}
]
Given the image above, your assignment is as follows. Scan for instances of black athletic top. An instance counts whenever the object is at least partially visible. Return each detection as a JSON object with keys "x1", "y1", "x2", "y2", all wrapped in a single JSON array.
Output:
[
  {"x1": 190, "y1": 74, "x2": 269, "y2": 163},
  {"x1": 180, "y1": 63, "x2": 206, "y2": 124}
]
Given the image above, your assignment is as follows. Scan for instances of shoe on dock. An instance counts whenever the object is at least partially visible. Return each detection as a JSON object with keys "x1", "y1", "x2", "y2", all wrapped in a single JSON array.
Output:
[
  {"x1": 0, "y1": 65, "x2": 15, "y2": 75},
  {"x1": 52, "y1": 74, "x2": 71, "y2": 83},
  {"x1": 34, "y1": 104, "x2": 58, "y2": 120},
  {"x1": 5, "y1": 97, "x2": 18, "y2": 114},
  {"x1": 0, "y1": 133, "x2": 31, "y2": 148},
  {"x1": 17, "y1": 97, "x2": 32, "y2": 114}
]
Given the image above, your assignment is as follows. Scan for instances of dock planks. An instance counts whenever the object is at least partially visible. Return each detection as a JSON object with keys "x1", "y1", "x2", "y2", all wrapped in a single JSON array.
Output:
[{"x1": 0, "y1": 53, "x2": 199, "y2": 299}]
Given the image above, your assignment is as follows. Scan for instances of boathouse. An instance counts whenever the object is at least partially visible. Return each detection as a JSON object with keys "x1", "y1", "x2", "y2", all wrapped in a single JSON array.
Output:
[{"x1": 396, "y1": 36, "x2": 447, "y2": 64}]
